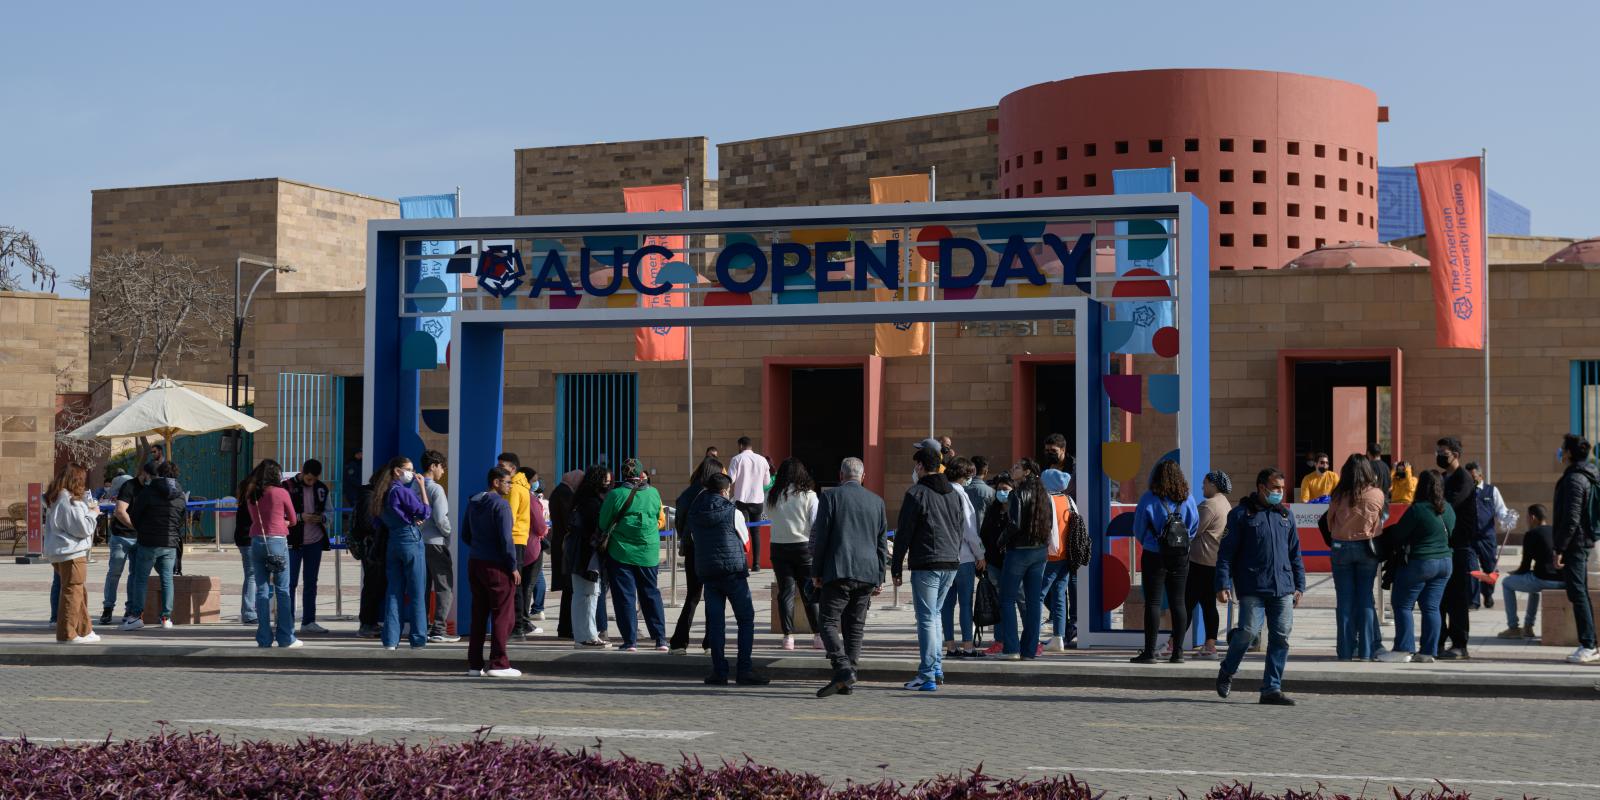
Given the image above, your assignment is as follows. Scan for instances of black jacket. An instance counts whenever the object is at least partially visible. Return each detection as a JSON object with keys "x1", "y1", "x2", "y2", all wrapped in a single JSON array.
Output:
[
  {"x1": 689, "y1": 492, "x2": 748, "y2": 581},
  {"x1": 1007, "y1": 479, "x2": 1053, "y2": 549},
  {"x1": 566, "y1": 491, "x2": 605, "y2": 581},
  {"x1": 1371, "y1": 458, "x2": 1392, "y2": 499},
  {"x1": 547, "y1": 481, "x2": 576, "y2": 591},
  {"x1": 282, "y1": 478, "x2": 330, "y2": 548},
  {"x1": 675, "y1": 484, "x2": 707, "y2": 558},
  {"x1": 892, "y1": 473, "x2": 965, "y2": 578},
  {"x1": 1443, "y1": 466, "x2": 1479, "y2": 550},
  {"x1": 1515, "y1": 524, "x2": 1561, "y2": 581},
  {"x1": 978, "y1": 495, "x2": 1012, "y2": 568},
  {"x1": 129, "y1": 477, "x2": 186, "y2": 549},
  {"x1": 349, "y1": 482, "x2": 384, "y2": 564},
  {"x1": 811, "y1": 481, "x2": 889, "y2": 586},
  {"x1": 1554, "y1": 461, "x2": 1600, "y2": 555}
]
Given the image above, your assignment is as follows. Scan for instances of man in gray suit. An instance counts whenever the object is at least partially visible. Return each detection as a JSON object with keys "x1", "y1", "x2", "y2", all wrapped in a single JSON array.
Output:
[{"x1": 810, "y1": 457, "x2": 889, "y2": 698}]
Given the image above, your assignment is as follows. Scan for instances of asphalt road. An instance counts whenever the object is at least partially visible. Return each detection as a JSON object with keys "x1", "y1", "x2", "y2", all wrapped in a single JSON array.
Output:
[{"x1": 3, "y1": 665, "x2": 1594, "y2": 799}]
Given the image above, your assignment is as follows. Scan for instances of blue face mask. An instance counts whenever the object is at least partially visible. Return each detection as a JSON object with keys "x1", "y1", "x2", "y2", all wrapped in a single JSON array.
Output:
[
  {"x1": 1265, "y1": 491, "x2": 1284, "y2": 506},
  {"x1": 530, "y1": 480, "x2": 542, "y2": 493},
  {"x1": 996, "y1": 489, "x2": 1011, "y2": 503}
]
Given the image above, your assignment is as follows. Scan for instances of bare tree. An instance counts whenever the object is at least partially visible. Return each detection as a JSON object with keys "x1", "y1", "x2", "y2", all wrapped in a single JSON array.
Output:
[
  {"x1": 0, "y1": 225, "x2": 57, "y2": 293},
  {"x1": 71, "y1": 250, "x2": 233, "y2": 405}
]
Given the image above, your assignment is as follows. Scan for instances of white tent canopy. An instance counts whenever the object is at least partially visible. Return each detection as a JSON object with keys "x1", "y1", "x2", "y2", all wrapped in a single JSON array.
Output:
[{"x1": 69, "y1": 378, "x2": 265, "y2": 442}]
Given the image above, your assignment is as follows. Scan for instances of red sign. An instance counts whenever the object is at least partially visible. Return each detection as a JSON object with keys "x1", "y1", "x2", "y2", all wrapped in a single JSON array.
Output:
[
  {"x1": 623, "y1": 185, "x2": 687, "y2": 362},
  {"x1": 26, "y1": 482, "x2": 43, "y2": 556},
  {"x1": 1415, "y1": 157, "x2": 1485, "y2": 350}
]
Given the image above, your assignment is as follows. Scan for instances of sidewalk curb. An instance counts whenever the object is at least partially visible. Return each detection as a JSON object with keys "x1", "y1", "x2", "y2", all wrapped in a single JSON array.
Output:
[{"x1": 4, "y1": 644, "x2": 1597, "y2": 700}]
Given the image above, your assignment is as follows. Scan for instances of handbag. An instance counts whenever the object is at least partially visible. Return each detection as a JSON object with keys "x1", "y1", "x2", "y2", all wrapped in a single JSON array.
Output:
[
  {"x1": 972, "y1": 569, "x2": 1001, "y2": 629},
  {"x1": 592, "y1": 485, "x2": 640, "y2": 552}
]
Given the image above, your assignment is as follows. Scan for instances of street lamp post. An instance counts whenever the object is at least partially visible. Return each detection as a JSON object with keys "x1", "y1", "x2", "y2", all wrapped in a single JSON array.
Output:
[{"x1": 229, "y1": 255, "x2": 295, "y2": 501}]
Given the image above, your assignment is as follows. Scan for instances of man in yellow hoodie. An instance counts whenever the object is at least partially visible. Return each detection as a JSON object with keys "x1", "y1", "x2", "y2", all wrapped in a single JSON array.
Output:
[
  {"x1": 1298, "y1": 452, "x2": 1338, "y2": 502},
  {"x1": 496, "y1": 452, "x2": 534, "y2": 637}
]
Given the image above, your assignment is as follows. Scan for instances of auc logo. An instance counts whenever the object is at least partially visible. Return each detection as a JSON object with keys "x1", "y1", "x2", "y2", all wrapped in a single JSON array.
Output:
[
  {"x1": 1452, "y1": 295, "x2": 1474, "y2": 321},
  {"x1": 465, "y1": 232, "x2": 1098, "y2": 301}
]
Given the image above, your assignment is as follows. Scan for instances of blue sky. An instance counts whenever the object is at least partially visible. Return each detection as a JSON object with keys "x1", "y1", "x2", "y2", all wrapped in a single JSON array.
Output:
[{"x1": 4, "y1": 1, "x2": 1592, "y2": 296}]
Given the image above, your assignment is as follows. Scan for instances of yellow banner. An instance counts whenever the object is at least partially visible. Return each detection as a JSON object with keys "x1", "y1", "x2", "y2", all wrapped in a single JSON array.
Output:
[{"x1": 868, "y1": 175, "x2": 929, "y2": 357}]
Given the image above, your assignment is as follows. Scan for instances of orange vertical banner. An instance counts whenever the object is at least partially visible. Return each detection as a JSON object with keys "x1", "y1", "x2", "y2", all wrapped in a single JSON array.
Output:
[
  {"x1": 868, "y1": 174, "x2": 929, "y2": 357},
  {"x1": 1415, "y1": 157, "x2": 1485, "y2": 350},
  {"x1": 623, "y1": 185, "x2": 687, "y2": 361}
]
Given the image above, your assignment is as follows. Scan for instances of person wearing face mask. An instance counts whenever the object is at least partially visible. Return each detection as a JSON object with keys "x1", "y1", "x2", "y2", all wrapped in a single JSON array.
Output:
[
  {"x1": 1551, "y1": 434, "x2": 1600, "y2": 664},
  {"x1": 372, "y1": 456, "x2": 430, "y2": 650},
  {"x1": 1390, "y1": 461, "x2": 1417, "y2": 505},
  {"x1": 892, "y1": 440, "x2": 970, "y2": 690},
  {"x1": 417, "y1": 451, "x2": 457, "y2": 643},
  {"x1": 1435, "y1": 436, "x2": 1479, "y2": 660},
  {"x1": 462, "y1": 466, "x2": 522, "y2": 677},
  {"x1": 1464, "y1": 461, "x2": 1513, "y2": 610},
  {"x1": 1298, "y1": 452, "x2": 1338, "y2": 503},
  {"x1": 1215, "y1": 468, "x2": 1305, "y2": 706},
  {"x1": 939, "y1": 458, "x2": 985, "y2": 659}
]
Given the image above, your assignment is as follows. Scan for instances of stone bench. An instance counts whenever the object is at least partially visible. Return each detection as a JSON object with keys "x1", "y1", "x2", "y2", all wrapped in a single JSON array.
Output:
[
  {"x1": 141, "y1": 575, "x2": 221, "y2": 625},
  {"x1": 1539, "y1": 588, "x2": 1600, "y2": 648}
]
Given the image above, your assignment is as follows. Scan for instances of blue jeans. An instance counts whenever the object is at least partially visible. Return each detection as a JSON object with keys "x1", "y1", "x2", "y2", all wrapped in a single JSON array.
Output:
[
  {"x1": 570, "y1": 574, "x2": 603, "y2": 642},
  {"x1": 237, "y1": 545, "x2": 257, "y2": 622},
  {"x1": 128, "y1": 545, "x2": 177, "y2": 619},
  {"x1": 49, "y1": 571, "x2": 60, "y2": 621},
  {"x1": 251, "y1": 536, "x2": 294, "y2": 646},
  {"x1": 1391, "y1": 556, "x2": 1452, "y2": 656},
  {"x1": 383, "y1": 528, "x2": 428, "y2": 648},
  {"x1": 703, "y1": 573, "x2": 756, "y2": 679},
  {"x1": 606, "y1": 558, "x2": 667, "y2": 649},
  {"x1": 1501, "y1": 572, "x2": 1564, "y2": 629},
  {"x1": 289, "y1": 537, "x2": 326, "y2": 625},
  {"x1": 998, "y1": 546, "x2": 1047, "y2": 657},
  {"x1": 940, "y1": 562, "x2": 977, "y2": 644},
  {"x1": 910, "y1": 569, "x2": 955, "y2": 682},
  {"x1": 532, "y1": 561, "x2": 547, "y2": 614},
  {"x1": 1330, "y1": 542, "x2": 1381, "y2": 660},
  {"x1": 1220, "y1": 593, "x2": 1295, "y2": 694},
  {"x1": 1040, "y1": 559, "x2": 1074, "y2": 640},
  {"x1": 103, "y1": 534, "x2": 138, "y2": 613}
]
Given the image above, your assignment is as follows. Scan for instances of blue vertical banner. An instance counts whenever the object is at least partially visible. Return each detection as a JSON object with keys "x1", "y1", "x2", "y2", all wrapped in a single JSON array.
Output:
[
  {"x1": 399, "y1": 193, "x2": 459, "y2": 366},
  {"x1": 1111, "y1": 168, "x2": 1173, "y2": 355}
]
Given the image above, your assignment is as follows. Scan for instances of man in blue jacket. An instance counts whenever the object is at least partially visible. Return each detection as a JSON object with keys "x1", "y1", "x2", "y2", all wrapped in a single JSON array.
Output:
[
  {"x1": 1215, "y1": 467, "x2": 1305, "y2": 706},
  {"x1": 689, "y1": 473, "x2": 769, "y2": 686},
  {"x1": 460, "y1": 467, "x2": 521, "y2": 678}
]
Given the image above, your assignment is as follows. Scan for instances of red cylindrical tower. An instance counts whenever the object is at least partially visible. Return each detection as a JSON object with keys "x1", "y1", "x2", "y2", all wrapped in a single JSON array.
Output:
[{"x1": 997, "y1": 69, "x2": 1380, "y2": 270}]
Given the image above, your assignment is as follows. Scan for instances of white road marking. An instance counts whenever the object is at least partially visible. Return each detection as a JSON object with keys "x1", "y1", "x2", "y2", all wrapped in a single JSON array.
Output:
[
  {"x1": 180, "y1": 717, "x2": 712, "y2": 740},
  {"x1": 2, "y1": 736, "x2": 102, "y2": 744},
  {"x1": 1028, "y1": 766, "x2": 1600, "y2": 791}
]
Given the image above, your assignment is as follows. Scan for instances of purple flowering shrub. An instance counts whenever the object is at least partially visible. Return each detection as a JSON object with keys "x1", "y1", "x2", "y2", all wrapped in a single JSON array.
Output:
[{"x1": 0, "y1": 732, "x2": 1520, "y2": 799}]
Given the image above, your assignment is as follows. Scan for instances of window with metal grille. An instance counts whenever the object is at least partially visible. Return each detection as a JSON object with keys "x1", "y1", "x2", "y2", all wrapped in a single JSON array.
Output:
[
  {"x1": 555, "y1": 372, "x2": 639, "y2": 478},
  {"x1": 1574, "y1": 361, "x2": 1600, "y2": 443}
]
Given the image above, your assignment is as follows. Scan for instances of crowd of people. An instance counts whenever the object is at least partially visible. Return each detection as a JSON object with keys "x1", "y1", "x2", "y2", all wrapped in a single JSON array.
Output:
[{"x1": 37, "y1": 427, "x2": 1600, "y2": 701}]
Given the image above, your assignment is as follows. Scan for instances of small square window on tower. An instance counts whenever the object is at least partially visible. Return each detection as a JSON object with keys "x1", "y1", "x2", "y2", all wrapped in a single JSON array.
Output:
[
  {"x1": 1056, "y1": 146, "x2": 1069, "y2": 160},
  {"x1": 1314, "y1": 144, "x2": 1326, "y2": 158},
  {"x1": 1357, "y1": 151, "x2": 1365, "y2": 165},
  {"x1": 1148, "y1": 139, "x2": 1163, "y2": 153},
  {"x1": 1220, "y1": 233, "x2": 1235, "y2": 247},
  {"x1": 1287, "y1": 235, "x2": 1301, "y2": 249},
  {"x1": 1338, "y1": 147, "x2": 1348, "y2": 161},
  {"x1": 1220, "y1": 201, "x2": 1235, "y2": 215},
  {"x1": 1219, "y1": 169, "x2": 1234, "y2": 182},
  {"x1": 1339, "y1": 177, "x2": 1348, "y2": 192},
  {"x1": 1083, "y1": 173, "x2": 1097, "y2": 188},
  {"x1": 1287, "y1": 172, "x2": 1300, "y2": 186},
  {"x1": 1287, "y1": 141, "x2": 1301, "y2": 156},
  {"x1": 1115, "y1": 140, "x2": 1129, "y2": 154},
  {"x1": 1183, "y1": 168, "x2": 1199, "y2": 183},
  {"x1": 1315, "y1": 206, "x2": 1327, "y2": 219},
  {"x1": 1357, "y1": 180, "x2": 1364, "y2": 194},
  {"x1": 1315, "y1": 174, "x2": 1327, "y2": 188},
  {"x1": 1316, "y1": 237, "x2": 1327, "y2": 248},
  {"x1": 1016, "y1": 155, "x2": 1024, "y2": 168},
  {"x1": 1252, "y1": 139, "x2": 1267, "y2": 153},
  {"x1": 1004, "y1": 160, "x2": 1011, "y2": 174},
  {"x1": 1184, "y1": 138, "x2": 1199, "y2": 152},
  {"x1": 1003, "y1": 188, "x2": 1011, "y2": 198},
  {"x1": 1034, "y1": 151, "x2": 1044, "y2": 164},
  {"x1": 1220, "y1": 138, "x2": 1235, "y2": 152},
  {"x1": 1252, "y1": 234, "x2": 1268, "y2": 248},
  {"x1": 1252, "y1": 201, "x2": 1267, "y2": 215},
  {"x1": 1084, "y1": 143, "x2": 1097, "y2": 157},
  {"x1": 1056, "y1": 176, "x2": 1069, "y2": 191},
  {"x1": 1016, "y1": 184, "x2": 1024, "y2": 196},
  {"x1": 1339, "y1": 209, "x2": 1349, "y2": 222},
  {"x1": 1033, "y1": 180, "x2": 1043, "y2": 194},
  {"x1": 1287, "y1": 203, "x2": 1301, "y2": 217},
  {"x1": 1357, "y1": 211, "x2": 1365, "y2": 225},
  {"x1": 1252, "y1": 170, "x2": 1267, "y2": 184}
]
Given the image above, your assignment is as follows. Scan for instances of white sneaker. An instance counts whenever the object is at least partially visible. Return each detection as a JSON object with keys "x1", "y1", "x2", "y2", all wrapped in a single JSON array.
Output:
[
  {"x1": 486, "y1": 667, "x2": 522, "y2": 678},
  {"x1": 466, "y1": 669, "x2": 483, "y2": 677},
  {"x1": 384, "y1": 645, "x2": 398, "y2": 651},
  {"x1": 812, "y1": 634, "x2": 824, "y2": 650},
  {"x1": 70, "y1": 632, "x2": 102, "y2": 644},
  {"x1": 782, "y1": 635, "x2": 795, "y2": 651},
  {"x1": 530, "y1": 612, "x2": 546, "y2": 621},
  {"x1": 283, "y1": 639, "x2": 304, "y2": 649},
  {"x1": 1046, "y1": 635, "x2": 1066, "y2": 652},
  {"x1": 160, "y1": 618, "x2": 174, "y2": 630},
  {"x1": 120, "y1": 618, "x2": 144, "y2": 631},
  {"x1": 1376, "y1": 650, "x2": 1413, "y2": 663},
  {"x1": 1567, "y1": 647, "x2": 1600, "y2": 664},
  {"x1": 300, "y1": 622, "x2": 328, "y2": 635}
]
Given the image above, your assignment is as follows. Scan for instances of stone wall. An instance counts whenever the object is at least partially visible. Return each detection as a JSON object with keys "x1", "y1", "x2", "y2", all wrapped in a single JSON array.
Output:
[
  {"x1": 275, "y1": 182, "x2": 399, "y2": 293},
  {"x1": 53, "y1": 298, "x2": 90, "y2": 394},
  {"x1": 514, "y1": 138, "x2": 713, "y2": 215},
  {"x1": 250, "y1": 291, "x2": 367, "y2": 465},
  {"x1": 717, "y1": 108, "x2": 999, "y2": 208},
  {"x1": 0, "y1": 292, "x2": 83, "y2": 512},
  {"x1": 1390, "y1": 234, "x2": 1577, "y2": 266}
]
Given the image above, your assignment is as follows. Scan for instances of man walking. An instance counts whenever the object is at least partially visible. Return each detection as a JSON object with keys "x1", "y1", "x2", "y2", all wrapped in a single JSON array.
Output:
[
  {"x1": 461, "y1": 466, "x2": 522, "y2": 678},
  {"x1": 688, "y1": 473, "x2": 768, "y2": 686},
  {"x1": 419, "y1": 450, "x2": 458, "y2": 643},
  {"x1": 1215, "y1": 468, "x2": 1305, "y2": 706},
  {"x1": 1437, "y1": 436, "x2": 1479, "y2": 659},
  {"x1": 1553, "y1": 434, "x2": 1599, "y2": 664},
  {"x1": 892, "y1": 439, "x2": 967, "y2": 692},
  {"x1": 103, "y1": 465, "x2": 149, "y2": 626},
  {"x1": 728, "y1": 437, "x2": 771, "y2": 572},
  {"x1": 811, "y1": 457, "x2": 888, "y2": 698}
]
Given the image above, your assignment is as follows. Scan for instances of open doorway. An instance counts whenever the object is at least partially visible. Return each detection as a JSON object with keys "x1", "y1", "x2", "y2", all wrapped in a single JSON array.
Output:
[
  {"x1": 1278, "y1": 349, "x2": 1403, "y2": 487},
  {"x1": 791, "y1": 368, "x2": 864, "y2": 488},
  {"x1": 1010, "y1": 355, "x2": 1077, "y2": 464}
]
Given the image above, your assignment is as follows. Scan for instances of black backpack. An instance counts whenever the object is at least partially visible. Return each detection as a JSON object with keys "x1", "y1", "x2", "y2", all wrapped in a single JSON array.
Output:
[{"x1": 1158, "y1": 499, "x2": 1191, "y2": 556}]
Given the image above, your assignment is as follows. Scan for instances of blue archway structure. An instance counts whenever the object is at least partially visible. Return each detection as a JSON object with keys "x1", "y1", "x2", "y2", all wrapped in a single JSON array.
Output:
[{"x1": 363, "y1": 195, "x2": 1209, "y2": 648}]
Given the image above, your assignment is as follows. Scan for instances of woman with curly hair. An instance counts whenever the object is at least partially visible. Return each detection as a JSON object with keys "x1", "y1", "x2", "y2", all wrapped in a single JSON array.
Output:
[{"x1": 1131, "y1": 458, "x2": 1200, "y2": 663}]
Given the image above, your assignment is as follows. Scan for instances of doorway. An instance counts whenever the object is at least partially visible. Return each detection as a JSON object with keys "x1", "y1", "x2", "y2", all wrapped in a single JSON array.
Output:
[
  {"x1": 1278, "y1": 349, "x2": 1403, "y2": 487},
  {"x1": 1010, "y1": 355, "x2": 1076, "y2": 464},
  {"x1": 790, "y1": 368, "x2": 864, "y2": 488}
]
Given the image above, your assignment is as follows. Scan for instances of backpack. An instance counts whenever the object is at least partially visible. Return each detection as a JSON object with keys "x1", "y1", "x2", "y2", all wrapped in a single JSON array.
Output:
[
  {"x1": 1065, "y1": 495, "x2": 1091, "y2": 569},
  {"x1": 1158, "y1": 499, "x2": 1191, "y2": 556},
  {"x1": 1583, "y1": 472, "x2": 1600, "y2": 544}
]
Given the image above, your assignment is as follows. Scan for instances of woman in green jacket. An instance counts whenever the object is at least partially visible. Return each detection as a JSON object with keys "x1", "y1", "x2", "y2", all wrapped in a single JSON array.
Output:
[
  {"x1": 1378, "y1": 469, "x2": 1456, "y2": 664},
  {"x1": 600, "y1": 459, "x2": 667, "y2": 651}
]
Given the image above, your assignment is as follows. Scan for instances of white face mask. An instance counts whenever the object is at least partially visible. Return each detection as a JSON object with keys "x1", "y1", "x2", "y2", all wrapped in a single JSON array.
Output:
[{"x1": 400, "y1": 469, "x2": 415, "y2": 485}]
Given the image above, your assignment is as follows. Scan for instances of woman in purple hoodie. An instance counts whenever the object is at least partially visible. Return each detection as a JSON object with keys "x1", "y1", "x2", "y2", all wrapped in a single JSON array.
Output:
[{"x1": 369, "y1": 456, "x2": 430, "y2": 650}]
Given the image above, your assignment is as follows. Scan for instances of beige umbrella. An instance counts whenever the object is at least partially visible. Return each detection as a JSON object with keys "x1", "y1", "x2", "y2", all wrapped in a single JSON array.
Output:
[{"x1": 69, "y1": 378, "x2": 266, "y2": 453}]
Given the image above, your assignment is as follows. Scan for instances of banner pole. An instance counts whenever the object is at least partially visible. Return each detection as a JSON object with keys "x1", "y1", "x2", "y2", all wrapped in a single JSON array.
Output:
[
  {"x1": 1481, "y1": 149, "x2": 1492, "y2": 480},
  {"x1": 928, "y1": 166, "x2": 937, "y2": 439}
]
